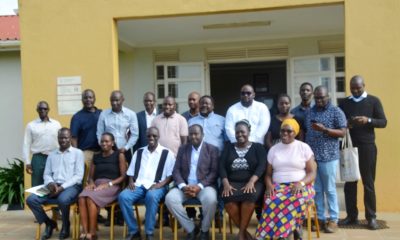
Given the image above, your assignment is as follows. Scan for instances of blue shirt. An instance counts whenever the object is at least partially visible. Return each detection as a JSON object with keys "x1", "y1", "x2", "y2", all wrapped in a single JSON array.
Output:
[
  {"x1": 305, "y1": 103, "x2": 347, "y2": 162},
  {"x1": 291, "y1": 103, "x2": 314, "y2": 124},
  {"x1": 182, "y1": 110, "x2": 198, "y2": 122},
  {"x1": 188, "y1": 112, "x2": 227, "y2": 153},
  {"x1": 70, "y1": 108, "x2": 101, "y2": 150},
  {"x1": 96, "y1": 106, "x2": 139, "y2": 150}
]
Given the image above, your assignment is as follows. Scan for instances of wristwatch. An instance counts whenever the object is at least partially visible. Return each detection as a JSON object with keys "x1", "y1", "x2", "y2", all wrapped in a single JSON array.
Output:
[
  {"x1": 368, "y1": 118, "x2": 372, "y2": 123},
  {"x1": 108, "y1": 182, "x2": 113, "y2": 187},
  {"x1": 299, "y1": 181, "x2": 305, "y2": 187}
]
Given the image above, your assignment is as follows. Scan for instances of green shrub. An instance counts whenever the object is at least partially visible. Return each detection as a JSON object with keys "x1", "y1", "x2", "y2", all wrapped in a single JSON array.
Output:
[{"x1": 0, "y1": 158, "x2": 24, "y2": 206}]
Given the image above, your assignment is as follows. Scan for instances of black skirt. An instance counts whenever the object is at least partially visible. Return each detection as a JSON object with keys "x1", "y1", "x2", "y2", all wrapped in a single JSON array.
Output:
[{"x1": 221, "y1": 181, "x2": 265, "y2": 203}]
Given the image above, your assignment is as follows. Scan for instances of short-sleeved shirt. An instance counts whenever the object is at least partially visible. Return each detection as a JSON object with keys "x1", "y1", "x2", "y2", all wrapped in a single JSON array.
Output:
[
  {"x1": 70, "y1": 108, "x2": 101, "y2": 150},
  {"x1": 151, "y1": 112, "x2": 188, "y2": 156},
  {"x1": 305, "y1": 103, "x2": 347, "y2": 162},
  {"x1": 188, "y1": 112, "x2": 227, "y2": 153},
  {"x1": 268, "y1": 140, "x2": 314, "y2": 183}
]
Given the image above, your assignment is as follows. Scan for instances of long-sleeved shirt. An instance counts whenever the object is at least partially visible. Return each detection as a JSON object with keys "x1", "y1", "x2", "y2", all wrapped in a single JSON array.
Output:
[
  {"x1": 189, "y1": 112, "x2": 227, "y2": 153},
  {"x1": 126, "y1": 144, "x2": 175, "y2": 189},
  {"x1": 96, "y1": 106, "x2": 139, "y2": 150},
  {"x1": 225, "y1": 100, "x2": 270, "y2": 144},
  {"x1": 22, "y1": 118, "x2": 61, "y2": 164},
  {"x1": 339, "y1": 94, "x2": 387, "y2": 144},
  {"x1": 43, "y1": 146, "x2": 84, "y2": 189}
]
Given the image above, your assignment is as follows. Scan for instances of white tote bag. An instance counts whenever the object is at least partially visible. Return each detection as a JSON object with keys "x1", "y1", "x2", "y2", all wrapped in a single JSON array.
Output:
[{"x1": 340, "y1": 129, "x2": 361, "y2": 182}]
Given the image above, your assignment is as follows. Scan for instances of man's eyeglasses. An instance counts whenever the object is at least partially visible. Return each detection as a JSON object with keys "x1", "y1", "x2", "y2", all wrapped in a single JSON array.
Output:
[
  {"x1": 280, "y1": 129, "x2": 293, "y2": 134},
  {"x1": 241, "y1": 91, "x2": 252, "y2": 96}
]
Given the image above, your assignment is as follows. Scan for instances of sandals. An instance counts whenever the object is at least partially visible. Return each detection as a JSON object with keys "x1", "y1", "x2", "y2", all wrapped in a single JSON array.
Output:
[{"x1": 79, "y1": 234, "x2": 87, "y2": 240}]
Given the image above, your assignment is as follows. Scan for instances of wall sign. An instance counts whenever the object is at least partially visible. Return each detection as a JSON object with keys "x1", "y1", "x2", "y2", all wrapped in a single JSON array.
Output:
[{"x1": 57, "y1": 76, "x2": 81, "y2": 115}]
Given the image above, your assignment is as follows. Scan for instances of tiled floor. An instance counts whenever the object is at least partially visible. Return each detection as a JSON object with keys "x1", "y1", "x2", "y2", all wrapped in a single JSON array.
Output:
[{"x1": 0, "y1": 209, "x2": 399, "y2": 240}]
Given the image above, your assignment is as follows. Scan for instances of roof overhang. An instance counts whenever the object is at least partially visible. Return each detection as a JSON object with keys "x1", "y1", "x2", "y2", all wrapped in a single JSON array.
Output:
[{"x1": 0, "y1": 40, "x2": 20, "y2": 51}]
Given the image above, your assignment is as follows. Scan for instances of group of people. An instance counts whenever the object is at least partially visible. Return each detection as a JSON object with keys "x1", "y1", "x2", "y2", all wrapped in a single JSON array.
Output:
[{"x1": 23, "y1": 74, "x2": 386, "y2": 240}]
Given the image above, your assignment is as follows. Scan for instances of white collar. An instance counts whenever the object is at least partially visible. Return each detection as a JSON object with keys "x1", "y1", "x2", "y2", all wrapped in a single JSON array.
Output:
[{"x1": 349, "y1": 91, "x2": 368, "y2": 102}]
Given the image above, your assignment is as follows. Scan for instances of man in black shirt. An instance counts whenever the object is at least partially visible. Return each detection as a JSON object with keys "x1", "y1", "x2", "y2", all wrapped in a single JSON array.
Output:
[{"x1": 339, "y1": 75, "x2": 387, "y2": 230}]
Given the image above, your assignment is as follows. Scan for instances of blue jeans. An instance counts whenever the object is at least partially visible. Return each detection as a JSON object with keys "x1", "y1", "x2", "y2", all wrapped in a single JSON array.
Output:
[
  {"x1": 26, "y1": 184, "x2": 82, "y2": 228},
  {"x1": 118, "y1": 186, "x2": 167, "y2": 235},
  {"x1": 315, "y1": 160, "x2": 339, "y2": 222}
]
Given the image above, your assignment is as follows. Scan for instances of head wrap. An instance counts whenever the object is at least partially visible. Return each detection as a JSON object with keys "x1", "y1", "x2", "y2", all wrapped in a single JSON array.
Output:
[{"x1": 281, "y1": 118, "x2": 300, "y2": 136}]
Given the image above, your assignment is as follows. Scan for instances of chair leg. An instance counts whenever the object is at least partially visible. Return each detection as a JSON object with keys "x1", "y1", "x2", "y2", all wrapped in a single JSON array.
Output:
[
  {"x1": 222, "y1": 209, "x2": 226, "y2": 240},
  {"x1": 159, "y1": 204, "x2": 163, "y2": 240},
  {"x1": 36, "y1": 224, "x2": 41, "y2": 240},
  {"x1": 135, "y1": 205, "x2": 141, "y2": 232},
  {"x1": 211, "y1": 218, "x2": 215, "y2": 240},
  {"x1": 123, "y1": 223, "x2": 127, "y2": 238},
  {"x1": 229, "y1": 216, "x2": 233, "y2": 234},
  {"x1": 174, "y1": 217, "x2": 178, "y2": 240},
  {"x1": 110, "y1": 204, "x2": 115, "y2": 240},
  {"x1": 312, "y1": 204, "x2": 320, "y2": 238},
  {"x1": 307, "y1": 205, "x2": 312, "y2": 240}
]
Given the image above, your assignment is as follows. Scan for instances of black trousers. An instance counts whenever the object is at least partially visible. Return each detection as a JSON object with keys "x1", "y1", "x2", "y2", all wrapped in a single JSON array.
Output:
[{"x1": 344, "y1": 143, "x2": 377, "y2": 220}]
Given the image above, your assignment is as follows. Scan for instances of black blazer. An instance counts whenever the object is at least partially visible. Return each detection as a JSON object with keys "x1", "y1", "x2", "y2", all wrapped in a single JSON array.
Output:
[
  {"x1": 132, "y1": 110, "x2": 148, "y2": 153},
  {"x1": 173, "y1": 142, "x2": 219, "y2": 188}
]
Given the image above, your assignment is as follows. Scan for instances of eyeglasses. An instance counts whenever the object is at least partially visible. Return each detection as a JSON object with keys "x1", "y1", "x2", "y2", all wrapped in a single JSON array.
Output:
[
  {"x1": 241, "y1": 91, "x2": 252, "y2": 96},
  {"x1": 38, "y1": 107, "x2": 48, "y2": 111},
  {"x1": 280, "y1": 129, "x2": 293, "y2": 134}
]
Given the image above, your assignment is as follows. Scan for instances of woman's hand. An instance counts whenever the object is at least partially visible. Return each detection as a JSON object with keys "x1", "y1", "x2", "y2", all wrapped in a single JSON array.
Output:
[
  {"x1": 241, "y1": 180, "x2": 256, "y2": 194},
  {"x1": 94, "y1": 183, "x2": 109, "y2": 191},
  {"x1": 222, "y1": 182, "x2": 237, "y2": 197},
  {"x1": 291, "y1": 182, "x2": 304, "y2": 195},
  {"x1": 265, "y1": 184, "x2": 276, "y2": 198},
  {"x1": 85, "y1": 182, "x2": 96, "y2": 191}
]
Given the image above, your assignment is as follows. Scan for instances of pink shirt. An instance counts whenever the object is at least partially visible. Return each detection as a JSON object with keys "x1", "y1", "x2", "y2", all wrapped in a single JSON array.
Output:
[
  {"x1": 151, "y1": 112, "x2": 188, "y2": 156},
  {"x1": 267, "y1": 140, "x2": 314, "y2": 183}
]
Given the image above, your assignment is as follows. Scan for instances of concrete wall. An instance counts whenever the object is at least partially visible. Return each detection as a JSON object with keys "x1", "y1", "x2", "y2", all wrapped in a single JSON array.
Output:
[{"x1": 0, "y1": 51, "x2": 23, "y2": 167}]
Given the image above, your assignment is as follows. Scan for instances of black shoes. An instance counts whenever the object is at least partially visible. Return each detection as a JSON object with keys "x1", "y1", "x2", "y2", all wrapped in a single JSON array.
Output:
[
  {"x1": 59, "y1": 226, "x2": 70, "y2": 239},
  {"x1": 338, "y1": 216, "x2": 359, "y2": 225},
  {"x1": 368, "y1": 218, "x2": 379, "y2": 230},
  {"x1": 186, "y1": 226, "x2": 200, "y2": 240},
  {"x1": 199, "y1": 230, "x2": 210, "y2": 240},
  {"x1": 41, "y1": 219, "x2": 57, "y2": 240},
  {"x1": 146, "y1": 234, "x2": 154, "y2": 240},
  {"x1": 126, "y1": 231, "x2": 141, "y2": 240}
]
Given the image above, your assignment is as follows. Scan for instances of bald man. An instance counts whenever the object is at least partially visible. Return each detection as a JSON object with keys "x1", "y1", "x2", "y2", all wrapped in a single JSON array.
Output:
[
  {"x1": 182, "y1": 92, "x2": 200, "y2": 121},
  {"x1": 339, "y1": 75, "x2": 387, "y2": 230}
]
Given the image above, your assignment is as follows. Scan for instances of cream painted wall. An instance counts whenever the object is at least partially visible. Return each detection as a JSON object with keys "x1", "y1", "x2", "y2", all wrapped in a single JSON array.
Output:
[
  {"x1": 0, "y1": 51, "x2": 23, "y2": 166},
  {"x1": 345, "y1": 0, "x2": 400, "y2": 212}
]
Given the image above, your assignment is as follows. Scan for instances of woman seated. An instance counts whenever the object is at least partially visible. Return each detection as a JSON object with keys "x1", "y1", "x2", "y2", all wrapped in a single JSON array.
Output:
[
  {"x1": 220, "y1": 120, "x2": 267, "y2": 240},
  {"x1": 256, "y1": 119, "x2": 316, "y2": 240},
  {"x1": 265, "y1": 94, "x2": 303, "y2": 150},
  {"x1": 78, "y1": 132, "x2": 127, "y2": 240}
]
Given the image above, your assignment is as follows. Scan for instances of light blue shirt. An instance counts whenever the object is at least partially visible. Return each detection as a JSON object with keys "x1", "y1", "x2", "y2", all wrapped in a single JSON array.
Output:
[
  {"x1": 189, "y1": 112, "x2": 227, "y2": 153},
  {"x1": 43, "y1": 147, "x2": 84, "y2": 189},
  {"x1": 96, "y1": 106, "x2": 139, "y2": 150},
  {"x1": 178, "y1": 142, "x2": 204, "y2": 190},
  {"x1": 349, "y1": 91, "x2": 368, "y2": 102}
]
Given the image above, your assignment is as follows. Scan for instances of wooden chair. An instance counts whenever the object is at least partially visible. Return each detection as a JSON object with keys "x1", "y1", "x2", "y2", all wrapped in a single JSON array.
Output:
[
  {"x1": 306, "y1": 200, "x2": 320, "y2": 240},
  {"x1": 35, "y1": 203, "x2": 78, "y2": 240},
  {"x1": 172, "y1": 198, "x2": 216, "y2": 240},
  {"x1": 122, "y1": 199, "x2": 166, "y2": 240}
]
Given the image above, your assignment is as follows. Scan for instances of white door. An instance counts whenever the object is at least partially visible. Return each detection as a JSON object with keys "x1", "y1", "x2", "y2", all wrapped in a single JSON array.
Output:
[
  {"x1": 289, "y1": 55, "x2": 336, "y2": 106},
  {"x1": 155, "y1": 62, "x2": 205, "y2": 113}
]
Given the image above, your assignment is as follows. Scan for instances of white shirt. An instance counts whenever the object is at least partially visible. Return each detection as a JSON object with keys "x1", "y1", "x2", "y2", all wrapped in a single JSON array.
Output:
[
  {"x1": 127, "y1": 144, "x2": 175, "y2": 189},
  {"x1": 178, "y1": 142, "x2": 204, "y2": 190},
  {"x1": 145, "y1": 108, "x2": 157, "y2": 128},
  {"x1": 349, "y1": 91, "x2": 368, "y2": 102},
  {"x1": 43, "y1": 147, "x2": 85, "y2": 189},
  {"x1": 22, "y1": 118, "x2": 62, "y2": 164},
  {"x1": 225, "y1": 100, "x2": 271, "y2": 144}
]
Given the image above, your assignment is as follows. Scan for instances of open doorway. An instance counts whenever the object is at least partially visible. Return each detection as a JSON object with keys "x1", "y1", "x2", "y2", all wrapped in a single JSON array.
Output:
[{"x1": 210, "y1": 60, "x2": 287, "y2": 115}]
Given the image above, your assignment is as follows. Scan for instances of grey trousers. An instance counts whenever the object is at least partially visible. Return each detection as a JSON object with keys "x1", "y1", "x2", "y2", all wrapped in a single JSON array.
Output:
[{"x1": 165, "y1": 187, "x2": 217, "y2": 233}]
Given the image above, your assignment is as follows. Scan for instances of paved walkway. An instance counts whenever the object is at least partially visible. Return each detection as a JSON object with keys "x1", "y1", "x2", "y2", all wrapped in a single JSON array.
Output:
[{"x1": 0, "y1": 209, "x2": 399, "y2": 240}]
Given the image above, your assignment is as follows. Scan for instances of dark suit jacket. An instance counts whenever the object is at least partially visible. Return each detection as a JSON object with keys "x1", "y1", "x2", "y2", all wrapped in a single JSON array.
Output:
[
  {"x1": 132, "y1": 110, "x2": 147, "y2": 153},
  {"x1": 173, "y1": 142, "x2": 219, "y2": 188}
]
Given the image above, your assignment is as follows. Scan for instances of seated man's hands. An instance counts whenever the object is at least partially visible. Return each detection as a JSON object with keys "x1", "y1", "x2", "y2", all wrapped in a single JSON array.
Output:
[{"x1": 47, "y1": 183, "x2": 64, "y2": 197}]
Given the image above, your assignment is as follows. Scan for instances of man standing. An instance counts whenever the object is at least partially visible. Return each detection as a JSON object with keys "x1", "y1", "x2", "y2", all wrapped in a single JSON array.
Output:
[
  {"x1": 133, "y1": 92, "x2": 157, "y2": 153},
  {"x1": 305, "y1": 86, "x2": 346, "y2": 233},
  {"x1": 97, "y1": 90, "x2": 139, "y2": 163},
  {"x1": 70, "y1": 89, "x2": 101, "y2": 167},
  {"x1": 27, "y1": 128, "x2": 84, "y2": 240},
  {"x1": 166, "y1": 124, "x2": 219, "y2": 240},
  {"x1": 189, "y1": 95, "x2": 227, "y2": 154},
  {"x1": 339, "y1": 75, "x2": 387, "y2": 230},
  {"x1": 119, "y1": 127, "x2": 175, "y2": 240},
  {"x1": 151, "y1": 96, "x2": 188, "y2": 156},
  {"x1": 182, "y1": 91, "x2": 200, "y2": 121},
  {"x1": 225, "y1": 84, "x2": 270, "y2": 144},
  {"x1": 23, "y1": 101, "x2": 61, "y2": 187},
  {"x1": 291, "y1": 82, "x2": 314, "y2": 124}
]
